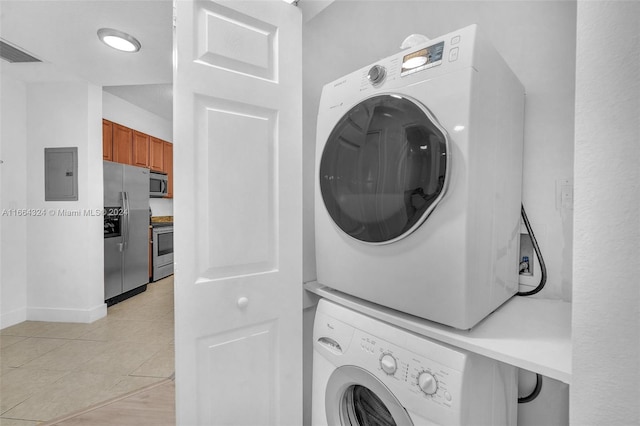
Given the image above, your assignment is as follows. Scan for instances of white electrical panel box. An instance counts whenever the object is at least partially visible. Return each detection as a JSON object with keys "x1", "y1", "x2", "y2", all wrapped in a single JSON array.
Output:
[{"x1": 44, "y1": 147, "x2": 78, "y2": 201}]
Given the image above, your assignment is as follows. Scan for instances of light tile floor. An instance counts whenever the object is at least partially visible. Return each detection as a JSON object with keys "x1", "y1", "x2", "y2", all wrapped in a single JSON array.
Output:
[
  {"x1": 42, "y1": 379, "x2": 175, "y2": 425},
  {"x1": 0, "y1": 276, "x2": 175, "y2": 425}
]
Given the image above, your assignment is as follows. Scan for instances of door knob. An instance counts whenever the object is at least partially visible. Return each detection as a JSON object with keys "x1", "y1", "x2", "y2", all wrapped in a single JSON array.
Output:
[{"x1": 237, "y1": 297, "x2": 249, "y2": 309}]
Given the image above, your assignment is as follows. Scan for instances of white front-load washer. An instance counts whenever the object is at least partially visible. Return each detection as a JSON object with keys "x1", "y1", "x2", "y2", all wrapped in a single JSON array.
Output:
[
  {"x1": 312, "y1": 299, "x2": 518, "y2": 425},
  {"x1": 314, "y1": 25, "x2": 525, "y2": 329}
]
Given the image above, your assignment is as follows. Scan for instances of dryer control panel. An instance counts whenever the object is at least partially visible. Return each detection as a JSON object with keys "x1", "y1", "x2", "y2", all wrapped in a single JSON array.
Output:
[
  {"x1": 400, "y1": 41, "x2": 445, "y2": 76},
  {"x1": 362, "y1": 39, "x2": 448, "y2": 89},
  {"x1": 320, "y1": 25, "x2": 478, "y2": 113}
]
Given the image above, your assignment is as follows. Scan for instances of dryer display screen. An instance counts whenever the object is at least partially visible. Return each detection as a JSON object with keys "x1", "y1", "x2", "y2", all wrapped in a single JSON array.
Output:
[{"x1": 401, "y1": 42, "x2": 445, "y2": 76}]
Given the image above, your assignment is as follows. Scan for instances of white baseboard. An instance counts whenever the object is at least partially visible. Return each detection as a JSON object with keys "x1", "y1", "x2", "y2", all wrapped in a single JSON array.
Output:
[
  {"x1": 0, "y1": 307, "x2": 27, "y2": 330},
  {"x1": 27, "y1": 303, "x2": 107, "y2": 323}
]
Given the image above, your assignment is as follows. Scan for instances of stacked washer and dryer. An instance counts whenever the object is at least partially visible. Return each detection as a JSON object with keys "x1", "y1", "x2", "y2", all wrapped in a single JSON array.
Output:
[{"x1": 312, "y1": 24, "x2": 526, "y2": 425}]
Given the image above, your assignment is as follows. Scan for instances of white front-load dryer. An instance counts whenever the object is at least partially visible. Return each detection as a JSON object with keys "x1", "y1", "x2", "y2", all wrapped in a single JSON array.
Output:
[
  {"x1": 312, "y1": 299, "x2": 518, "y2": 425},
  {"x1": 314, "y1": 25, "x2": 525, "y2": 329}
]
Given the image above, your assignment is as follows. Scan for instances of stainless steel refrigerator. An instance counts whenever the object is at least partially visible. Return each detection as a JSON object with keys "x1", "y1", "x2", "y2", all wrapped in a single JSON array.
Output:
[{"x1": 103, "y1": 161, "x2": 150, "y2": 304}]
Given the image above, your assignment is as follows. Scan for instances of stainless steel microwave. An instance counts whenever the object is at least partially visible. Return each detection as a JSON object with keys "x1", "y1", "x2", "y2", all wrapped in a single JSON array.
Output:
[{"x1": 149, "y1": 171, "x2": 168, "y2": 197}]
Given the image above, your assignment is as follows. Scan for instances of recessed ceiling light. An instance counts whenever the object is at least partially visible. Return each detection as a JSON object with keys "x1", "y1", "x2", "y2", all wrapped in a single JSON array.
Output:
[{"x1": 97, "y1": 28, "x2": 141, "y2": 53}]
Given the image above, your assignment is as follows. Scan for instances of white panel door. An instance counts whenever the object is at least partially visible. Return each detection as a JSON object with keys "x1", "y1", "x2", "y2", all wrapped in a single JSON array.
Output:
[{"x1": 173, "y1": 1, "x2": 302, "y2": 424}]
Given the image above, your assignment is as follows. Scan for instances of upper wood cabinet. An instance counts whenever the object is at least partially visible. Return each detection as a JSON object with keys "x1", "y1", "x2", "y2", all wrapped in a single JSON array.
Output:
[
  {"x1": 102, "y1": 120, "x2": 113, "y2": 161},
  {"x1": 102, "y1": 120, "x2": 173, "y2": 198},
  {"x1": 149, "y1": 137, "x2": 165, "y2": 172},
  {"x1": 163, "y1": 141, "x2": 173, "y2": 198},
  {"x1": 132, "y1": 130, "x2": 150, "y2": 168},
  {"x1": 112, "y1": 123, "x2": 133, "y2": 165}
]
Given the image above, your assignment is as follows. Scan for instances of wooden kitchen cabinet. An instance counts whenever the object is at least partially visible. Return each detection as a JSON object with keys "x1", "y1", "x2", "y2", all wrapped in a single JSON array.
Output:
[
  {"x1": 132, "y1": 130, "x2": 150, "y2": 167},
  {"x1": 102, "y1": 121, "x2": 173, "y2": 196},
  {"x1": 163, "y1": 141, "x2": 173, "y2": 198},
  {"x1": 102, "y1": 119, "x2": 113, "y2": 161},
  {"x1": 149, "y1": 137, "x2": 164, "y2": 172},
  {"x1": 112, "y1": 123, "x2": 133, "y2": 165}
]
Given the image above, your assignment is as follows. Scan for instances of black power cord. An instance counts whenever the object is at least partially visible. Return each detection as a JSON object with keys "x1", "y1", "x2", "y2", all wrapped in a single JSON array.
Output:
[
  {"x1": 518, "y1": 373, "x2": 543, "y2": 404},
  {"x1": 516, "y1": 204, "x2": 547, "y2": 404},
  {"x1": 517, "y1": 204, "x2": 547, "y2": 296}
]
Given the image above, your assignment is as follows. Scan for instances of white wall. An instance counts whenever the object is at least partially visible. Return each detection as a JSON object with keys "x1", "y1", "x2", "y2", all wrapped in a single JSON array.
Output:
[
  {"x1": 571, "y1": 2, "x2": 640, "y2": 424},
  {"x1": 103, "y1": 91, "x2": 173, "y2": 217},
  {"x1": 1, "y1": 82, "x2": 173, "y2": 328},
  {"x1": 25, "y1": 82, "x2": 106, "y2": 322},
  {"x1": 0, "y1": 74, "x2": 28, "y2": 328},
  {"x1": 302, "y1": 0, "x2": 576, "y2": 300},
  {"x1": 103, "y1": 91, "x2": 172, "y2": 142}
]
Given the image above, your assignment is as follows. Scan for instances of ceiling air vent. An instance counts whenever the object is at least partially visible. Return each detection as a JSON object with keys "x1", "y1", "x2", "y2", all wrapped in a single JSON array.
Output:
[{"x1": 0, "y1": 39, "x2": 42, "y2": 63}]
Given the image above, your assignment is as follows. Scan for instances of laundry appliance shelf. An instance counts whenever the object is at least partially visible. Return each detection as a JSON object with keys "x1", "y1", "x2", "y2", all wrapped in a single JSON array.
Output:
[{"x1": 304, "y1": 281, "x2": 571, "y2": 385}]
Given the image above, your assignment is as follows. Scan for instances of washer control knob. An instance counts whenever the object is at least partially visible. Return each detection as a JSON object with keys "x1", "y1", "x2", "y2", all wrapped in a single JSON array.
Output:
[
  {"x1": 418, "y1": 372, "x2": 438, "y2": 395},
  {"x1": 367, "y1": 65, "x2": 386, "y2": 85},
  {"x1": 379, "y1": 354, "x2": 397, "y2": 375}
]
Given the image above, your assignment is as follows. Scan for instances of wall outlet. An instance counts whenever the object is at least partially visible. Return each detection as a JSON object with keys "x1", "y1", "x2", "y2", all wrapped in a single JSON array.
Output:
[
  {"x1": 519, "y1": 233, "x2": 534, "y2": 276},
  {"x1": 519, "y1": 224, "x2": 543, "y2": 289}
]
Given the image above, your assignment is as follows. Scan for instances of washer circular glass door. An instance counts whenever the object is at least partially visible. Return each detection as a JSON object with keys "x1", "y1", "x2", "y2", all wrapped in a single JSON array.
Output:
[
  {"x1": 325, "y1": 365, "x2": 413, "y2": 425},
  {"x1": 319, "y1": 94, "x2": 448, "y2": 244}
]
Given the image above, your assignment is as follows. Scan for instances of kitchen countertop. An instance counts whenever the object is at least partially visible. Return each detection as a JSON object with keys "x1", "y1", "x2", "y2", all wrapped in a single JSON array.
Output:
[
  {"x1": 304, "y1": 281, "x2": 572, "y2": 384},
  {"x1": 151, "y1": 216, "x2": 173, "y2": 223}
]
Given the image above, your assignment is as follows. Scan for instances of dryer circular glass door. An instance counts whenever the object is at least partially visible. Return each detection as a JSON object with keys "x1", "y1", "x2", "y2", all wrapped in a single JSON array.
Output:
[
  {"x1": 319, "y1": 94, "x2": 449, "y2": 244},
  {"x1": 325, "y1": 365, "x2": 413, "y2": 425}
]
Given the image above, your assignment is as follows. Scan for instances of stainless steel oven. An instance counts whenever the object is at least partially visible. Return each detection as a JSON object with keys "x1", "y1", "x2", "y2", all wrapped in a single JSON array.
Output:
[{"x1": 152, "y1": 224, "x2": 173, "y2": 281}]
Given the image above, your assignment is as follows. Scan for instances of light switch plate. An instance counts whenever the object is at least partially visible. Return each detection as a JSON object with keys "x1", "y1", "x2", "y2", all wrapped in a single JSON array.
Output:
[{"x1": 555, "y1": 178, "x2": 573, "y2": 211}]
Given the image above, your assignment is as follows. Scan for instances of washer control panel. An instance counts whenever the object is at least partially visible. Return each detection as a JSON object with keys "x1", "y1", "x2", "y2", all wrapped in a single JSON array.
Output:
[
  {"x1": 379, "y1": 353, "x2": 397, "y2": 375},
  {"x1": 354, "y1": 329, "x2": 464, "y2": 412},
  {"x1": 417, "y1": 371, "x2": 438, "y2": 395}
]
